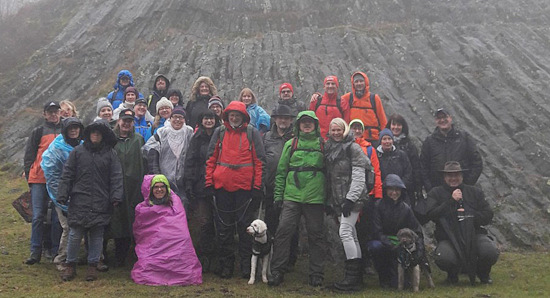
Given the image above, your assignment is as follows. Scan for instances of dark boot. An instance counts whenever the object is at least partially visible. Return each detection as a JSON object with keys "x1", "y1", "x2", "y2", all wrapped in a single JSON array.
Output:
[
  {"x1": 61, "y1": 262, "x2": 76, "y2": 281},
  {"x1": 334, "y1": 258, "x2": 363, "y2": 291},
  {"x1": 24, "y1": 252, "x2": 41, "y2": 265},
  {"x1": 268, "y1": 271, "x2": 284, "y2": 286},
  {"x1": 86, "y1": 263, "x2": 98, "y2": 281}
]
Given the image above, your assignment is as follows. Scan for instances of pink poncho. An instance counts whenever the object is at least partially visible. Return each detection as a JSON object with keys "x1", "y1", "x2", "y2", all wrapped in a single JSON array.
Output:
[{"x1": 131, "y1": 175, "x2": 202, "y2": 286}]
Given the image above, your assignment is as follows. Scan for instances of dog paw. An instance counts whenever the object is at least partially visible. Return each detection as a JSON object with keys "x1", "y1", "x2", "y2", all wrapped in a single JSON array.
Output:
[
  {"x1": 248, "y1": 279, "x2": 255, "y2": 285},
  {"x1": 262, "y1": 277, "x2": 268, "y2": 283}
]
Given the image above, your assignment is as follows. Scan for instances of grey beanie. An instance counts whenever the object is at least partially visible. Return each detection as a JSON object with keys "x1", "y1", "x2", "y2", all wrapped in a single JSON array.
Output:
[{"x1": 96, "y1": 97, "x2": 113, "y2": 115}]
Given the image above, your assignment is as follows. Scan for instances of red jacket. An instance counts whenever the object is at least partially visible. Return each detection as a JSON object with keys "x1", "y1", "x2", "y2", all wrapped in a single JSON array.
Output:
[
  {"x1": 342, "y1": 71, "x2": 387, "y2": 141},
  {"x1": 355, "y1": 137, "x2": 382, "y2": 199},
  {"x1": 309, "y1": 92, "x2": 349, "y2": 140},
  {"x1": 205, "y1": 101, "x2": 265, "y2": 192}
]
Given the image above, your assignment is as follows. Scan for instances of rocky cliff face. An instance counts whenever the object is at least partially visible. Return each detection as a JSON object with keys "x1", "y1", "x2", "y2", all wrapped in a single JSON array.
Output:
[{"x1": 1, "y1": 0, "x2": 549, "y2": 249}]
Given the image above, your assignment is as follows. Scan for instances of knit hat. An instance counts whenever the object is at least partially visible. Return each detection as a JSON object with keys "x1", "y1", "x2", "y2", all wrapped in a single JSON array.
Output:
[
  {"x1": 124, "y1": 86, "x2": 138, "y2": 99},
  {"x1": 349, "y1": 119, "x2": 365, "y2": 131},
  {"x1": 208, "y1": 95, "x2": 224, "y2": 109},
  {"x1": 171, "y1": 107, "x2": 186, "y2": 117},
  {"x1": 378, "y1": 128, "x2": 394, "y2": 140},
  {"x1": 135, "y1": 98, "x2": 147, "y2": 106},
  {"x1": 156, "y1": 97, "x2": 174, "y2": 113},
  {"x1": 324, "y1": 75, "x2": 339, "y2": 88},
  {"x1": 279, "y1": 83, "x2": 294, "y2": 96},
  {"x1": 96, "y1": 97, "x2": 113, "y2": 115}
]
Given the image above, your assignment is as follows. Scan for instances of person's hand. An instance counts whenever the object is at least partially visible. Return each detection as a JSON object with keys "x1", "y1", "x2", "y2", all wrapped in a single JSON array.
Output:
[
  {"x1": 251, "y1": 188, "x2": 263, "y2": 201},
  {"x1": 310, "y1": 93, "x2": 321, "y2": 103},
  {"x1": 452, "y1": 189, "x2": 462, "y2": 201},
  {"x1": 341, "y1": 199, "x2": 354, "y2": 217},
  {"x1": 113, "y1": 201, "x2": 120, "y2": 207}
]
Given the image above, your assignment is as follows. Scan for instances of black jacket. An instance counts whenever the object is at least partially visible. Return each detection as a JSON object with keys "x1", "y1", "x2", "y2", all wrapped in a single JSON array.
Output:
[
  {"x1": 147, "y1": 74, "x2": 171, "y2": 116},
  {"x1": 183, "y1": 126, "x2": 214, "y2": 198},
  {"x1": 186, "y1": 95, "x2": 210, "y2": 129},
  {"x1": 394, "y1": 136, "x2": 422, "y2": 192},
  {"x1": 58, "y1": 121, "x2": 123, "y2": 228},
  {"x1": 420, "y1": 126, "x2": 482, "y2": 191},
  {"x1": 377, "y1": 146, "x2": 413, "y2": 193},
  {"x1": 262, "y1": 124, "x2": 294, "y2": 198}
]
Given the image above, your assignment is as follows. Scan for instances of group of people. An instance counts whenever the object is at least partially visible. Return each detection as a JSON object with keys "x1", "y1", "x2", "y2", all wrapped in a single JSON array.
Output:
[{"x1": 23, "y1": 69, "x2": 498, "y2": 290}]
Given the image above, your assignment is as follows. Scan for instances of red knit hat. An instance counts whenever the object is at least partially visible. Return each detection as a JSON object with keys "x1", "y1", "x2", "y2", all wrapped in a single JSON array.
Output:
[
  {"x1": 279, "y1": 83, "x2": 294, "y2": 96},
  {"x1": 324, "y1": 75, "x2": 339, "y2": 88}
]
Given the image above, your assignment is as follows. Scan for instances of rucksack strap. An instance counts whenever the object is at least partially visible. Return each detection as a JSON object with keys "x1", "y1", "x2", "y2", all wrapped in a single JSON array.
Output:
[{"x1": 314, "y1": 95, "x2": 344, "y2": 118}]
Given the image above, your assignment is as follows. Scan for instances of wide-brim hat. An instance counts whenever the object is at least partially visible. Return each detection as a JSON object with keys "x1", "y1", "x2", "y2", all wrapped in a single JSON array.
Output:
[
  {"x1": 440, "y1": 161, "x2": 468, "y2": 173},
  {"x1": 271, "y1": 104, "x2": 295, "y2": 117}
]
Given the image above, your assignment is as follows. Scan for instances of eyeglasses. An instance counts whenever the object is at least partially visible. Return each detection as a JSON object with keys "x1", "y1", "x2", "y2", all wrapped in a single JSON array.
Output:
[
  {"x1": 171, "y1": 115, "x2": 185, "y2": 121},
  {"x1": 158, "y1": 107, "x2": 172, "y2": 111}
]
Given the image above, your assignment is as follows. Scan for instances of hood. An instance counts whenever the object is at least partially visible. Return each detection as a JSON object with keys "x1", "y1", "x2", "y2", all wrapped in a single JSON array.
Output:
[
  {"x1": 152, "y1": 74, "x2": 171, "y2": 93},
  {"x1": 190, "y1": 76, "x2": 217, "y2": 102},
  {"x1": 150, "y1": 174, "x2": 171, "y2": 196},
  {"x1": 293, "y1": 110, "x2": 320, "y2": 137},
  {"x1": 61, "y1": 117, "x2": 84, "y2": 141},
  {"x1": 83, "y1": 119, "x2": 117, "y2": 148},
  {"x1": 350, "y1": 71, "x2": 370, "y2": 96},
  {"x1": 166, "y1": 88, "x2": 184, "y2": 106},
  {"x1": 222, "y1": 101, "x2": 250, "y2": 124},
  {"x1": 384, "y1": 173, "x2": 406, "y2": 189},
  {"x1": 114, "y1": 69, "x2": 134, "y2": 89}
]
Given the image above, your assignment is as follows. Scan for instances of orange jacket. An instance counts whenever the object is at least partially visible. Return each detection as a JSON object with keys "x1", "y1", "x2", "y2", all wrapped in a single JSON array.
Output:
[
  {"x1": 342, "y1": 71, "x2": 387, "y2": 141},
  {"x1": 354, "y1": 137, "x2": 382, "y2": 199},
  {"x1": 24, "y1": 121, "x2": 61, "y2": 184}
]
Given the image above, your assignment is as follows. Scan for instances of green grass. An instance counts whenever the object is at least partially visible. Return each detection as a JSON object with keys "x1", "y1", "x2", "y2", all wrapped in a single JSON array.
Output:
[{"x1": 0, "y1": 170, "x2": 549, "y2": 297}]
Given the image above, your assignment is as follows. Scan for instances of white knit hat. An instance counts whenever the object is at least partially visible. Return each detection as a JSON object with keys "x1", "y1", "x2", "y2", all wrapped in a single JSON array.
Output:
[{"x1": 156, "y1": 97, "x2": 174, "y2": 113}]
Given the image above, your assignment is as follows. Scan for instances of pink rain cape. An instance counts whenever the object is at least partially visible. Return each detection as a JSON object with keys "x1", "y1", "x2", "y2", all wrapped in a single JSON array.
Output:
[{"x1": 131, "y1": 175, "x2": 202, "y2": 286}]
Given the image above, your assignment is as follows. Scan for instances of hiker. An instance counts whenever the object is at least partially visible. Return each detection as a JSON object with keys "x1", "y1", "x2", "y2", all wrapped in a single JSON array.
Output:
[
  {"x1": 59, "y1": 100, "x2": 78, "y2": 119},
  {"x1": 420, "y1": 108, "x2": 483, "y2": 192},
  {"x1": 342, "y1": 72, "x2": 387, "y2": 145},
  {"x1": 132, "y1": 175, "x2": 202, "y2": 286},
  {"x1": 376, "y1": 128, "x2": 413, "y2": 203},
  {"x1": 349, "y1": 119, "x2": 382, "y2": 199},
  {"x1": 41, "y1": 117, "x2": 84, "y2": 271},
  {"x1": 106, "y1": 70, "x2": 142, "y2": 110},
  {"x1": 150, "y1": 97, "x2": 173, "y2": 135},
  {"x1": 309, "y1": 75, "x2": 349, "y2": 140},
  {"x1": 205, "y1": 101, "x2": 265, "y2": 279},
  {"x1": 147, "y1": 74, "x2": 170, "y2": 116},
  {"x1": 367, "y1": 174, "x2": 425, "y2": 288},
  {"x1": 269, "y1": 111, "x2": 326, "y2": 287},
  {"x1": 239, "y1": 87, "x2": 270, "y2": 134},
  {"x1": 183, "y1": 110, "x2": 221, "y2": 272},
  {"x1": 106, "y1": 109, "x2": 145, "y2": 268},
  {"x1": 133, "y1": 98, "x2": 152, "y2": 141},
  {"x1": 167, "y1": 88, "x2": 185, "y2": 109},
  {"x1": 324, "y1": 118, "x2": 369, "y2": 292},
  {"x1": 277, "y1": 82, "x2": 306, "y2": 116},
  {"x1": 57, "y1": 119, "x2": 123, "y2": 281},
  {"x1": 208, "y1": 95, "x2": 224, "y2": 121},
  {"x1": 95, "y1": 97, "x2": 114, "y2": 124},
  {"x1": 23, "y1": 101, "x2": 63, "y2": 265},
  {"x1": 262, "y1": 104, "x2": 298, "y2": 269},
  {"x1": 426, "y1": 161, "x2": 498, "y2": 285},
  {"x1": 113, "y1": 86, "x2": 152, "y2": 122},
  {"x1": 145, "y1": 107, "x2": 193, "y2": 207},
  {"x1": 186, "y1": 76, "x2": 218, "y2": 129}
]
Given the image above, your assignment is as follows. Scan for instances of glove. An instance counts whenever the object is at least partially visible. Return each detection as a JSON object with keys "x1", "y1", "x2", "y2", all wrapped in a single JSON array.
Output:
[
  {"x1": 251, "y1": 188, "x2": 264, "y2": 201},
  {"x1": 342, "y1": 199, "x2": 354, "y2": 217},
  {"x1": 204, "y1": 186, "x2": 215, "y2": 198}
]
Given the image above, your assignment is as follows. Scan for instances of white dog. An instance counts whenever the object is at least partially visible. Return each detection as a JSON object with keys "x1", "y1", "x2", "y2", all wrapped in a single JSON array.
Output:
[{"x1": 246, "y1": 219, "x2": 272, "y2": 285}]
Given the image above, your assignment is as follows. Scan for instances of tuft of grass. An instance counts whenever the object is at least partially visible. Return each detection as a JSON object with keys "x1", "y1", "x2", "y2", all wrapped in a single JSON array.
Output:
[{"x1": 0, "y1": 170, "x2": 549, "y2": 297}]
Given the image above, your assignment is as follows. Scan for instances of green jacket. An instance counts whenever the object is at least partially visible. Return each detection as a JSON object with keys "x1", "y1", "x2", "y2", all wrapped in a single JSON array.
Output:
[{"x1": 274, "y1": 111, "x2": 325, "y2": 204}]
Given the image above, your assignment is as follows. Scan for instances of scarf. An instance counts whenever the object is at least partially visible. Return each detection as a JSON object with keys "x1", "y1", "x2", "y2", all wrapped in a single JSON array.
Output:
[{"x1": 164, "y1": 125, "x2": 185, "y2": 159}]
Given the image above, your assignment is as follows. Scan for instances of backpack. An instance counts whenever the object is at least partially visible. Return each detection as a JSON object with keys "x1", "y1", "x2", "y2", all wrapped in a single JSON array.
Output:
[
  {"x1": 289, "y1": 136, "x2": 324, "y2": 158},
  {"x1": 287, "y1": 136, "x2": 325, "y2": 189},
  {"x1": 218, "y1": 124, "x2": 254, "y2": 151},
  {"x1": 314, "y1": 95, "x2": 344, "y2": 118},
  {"x1": 349, "y1": 92, "x2": 380, "y2": 139}
]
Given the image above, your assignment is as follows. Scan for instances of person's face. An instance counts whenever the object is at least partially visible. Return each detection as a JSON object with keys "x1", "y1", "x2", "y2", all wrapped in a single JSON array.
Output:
[
  {"x1": 44, "y1": 108, "x2": 60, "y2": 124},
  {"x1": 353, "y1": 76, "x2": 366, "y2": 92},
  {"x1": 209, "y1": 104, "x2": 222, "y2": 116},
  {"x1": 329, "y1": 123, "x2": 344, "y2": 141},
  {"x1": 152, "y1": 182, "x2": 167, "y2": 199},
  {"x1": 99, "y1": 107, "x2": 113, "y2": 120},
  {"x1": 390, "y1": 121, "x2": 403, "y2": 137},
  {"x1": 90, "y1": 130, "x2": 103, "y2": 144},
  {"x1": 274, "y1": 115, "x2": 293, "y2": 131},
  {"x1": 156, "y1": 78, "x2": 167, "y2": 91},
  {"x1": 436, "y1": 114, "x2": 453, "y2": 132},
  {"x1": 280, "y1": 88, "x2": 293, "y2": 101},
  {"x1": 125, "y1": 92, "x2": 136, "y2": 103},
  {"x1": 60, "y1": 103, "x2": 74, "y2": 118},
  {"x1": 241, "y1": 92, "x2": 253, "y2": 105},
  {"x1": 158, "y1": 106, "x2": 172, "y2": 119},
  {"x1": 169, "y1": 94, "x2": 180, "y2": 106},
  {"x1": 444, "y1": 172, "x2": 463, "y2": 188},
  {"x1": 386, "y1": 186, "x2": 402, "y2": 201},
  {"x1": 202, "y1": 116, "x2": 216, "y2": 129},
  {"x1": 324, "y1": 81, "x2": 337, "y2": 95},
  {"x1": 228, "y1": 111, "x2": 244, "y2": 127},
  {"x1": 299, "y1": 118, "x2": 315, "y2": 133},
  {"x1": 66, "y1": 125, "x2": 80, "y2": 139},
  {"x1": 120, "y1": 76, "x2": 130, "y2": 87},
  {"x1": 134, "y1": 103, "x2": 147, "y2": 117},
  {"x1": 170, "y1": 114, "x2": 185, "y2": 130},
  {"x1": 350, "y1": 123, "x2": 364, "y2": 139},
  {"x1": 118, "y1": 118, "x2": 134, "y2": 134},
  {"x1": 199, "y1": 82, "x2": 210, "y2": 96},
  {"x1": 381, "y1": 135, "x2": 393, "y2": 151}
]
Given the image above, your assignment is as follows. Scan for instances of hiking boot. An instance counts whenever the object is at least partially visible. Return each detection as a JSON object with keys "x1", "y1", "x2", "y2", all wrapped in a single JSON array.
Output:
[
  {"x1": 268, "y1": 271, "x2": 284, "y2": 286},
  {"x1": 61, "y1": 263, "x2": 76, "y2": 281},
  {"x1": 56, "y1": 262, "x2": 68, "y2": 272},
  {"x1": 24, "y1": 252, "x2": 41, "y2": 265},
  {"x1": 445, "y1": 272, "x2": 459, "y2": 284},
  {"x1": 86, "y1": 263, "x2": 98, "y2": 281},
  {"x1": 480, "y1": 275, "x2": 493, "y2": 284},
  {"x1": 96, "y1": 260, "x2": 109, "y2": 272},
  {"x1": 334, "y1": 258, "x2": 363, "y2": 291},
  {"x1": 309, "y1": 275, "x2": 323, "y2": 287}
]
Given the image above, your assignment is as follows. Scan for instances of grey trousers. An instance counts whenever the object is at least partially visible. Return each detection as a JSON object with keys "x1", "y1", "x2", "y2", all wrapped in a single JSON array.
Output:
[{"x1": 270, "y1": 201, "x2": 325, "y2": 278}]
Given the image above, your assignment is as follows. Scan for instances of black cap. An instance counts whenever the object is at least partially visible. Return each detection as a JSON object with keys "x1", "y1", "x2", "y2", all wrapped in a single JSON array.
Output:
[
  {"x1": 435, "y1": 108, "x2": 450, "y2": 118},
  {"x1": 119, "y1": 108, "x2": 135, "y2": 120},
  {"x1": 43, "y1": 101, "x2": 61, "y2": 112},
  {"x1": 135, "y1": 98, "x2": 147, "y2": 106}
]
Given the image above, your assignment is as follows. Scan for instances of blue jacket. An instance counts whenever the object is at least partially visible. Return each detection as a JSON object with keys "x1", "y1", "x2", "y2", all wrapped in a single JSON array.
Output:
[
  {"x1": 135, "y1": 116, "x2": 152, "y2": 141},
  {"x1": 151, "y1": 117, "x2": 168, "y2": 136},
  {"x1": 107, "y1": 70, "x2": 144, "y2": 109},
  {"x1": 41, "y1": 134, "x2": 82, "y2": 211},
  {"x1": 246, "y1": 103, "x2": 270, "y2": 133}
]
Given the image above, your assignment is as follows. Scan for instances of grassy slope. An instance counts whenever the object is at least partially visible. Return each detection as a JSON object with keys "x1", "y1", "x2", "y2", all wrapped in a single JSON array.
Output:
[{"x1": 0, "y1": 170, "x2": 548, "y2": 297}]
